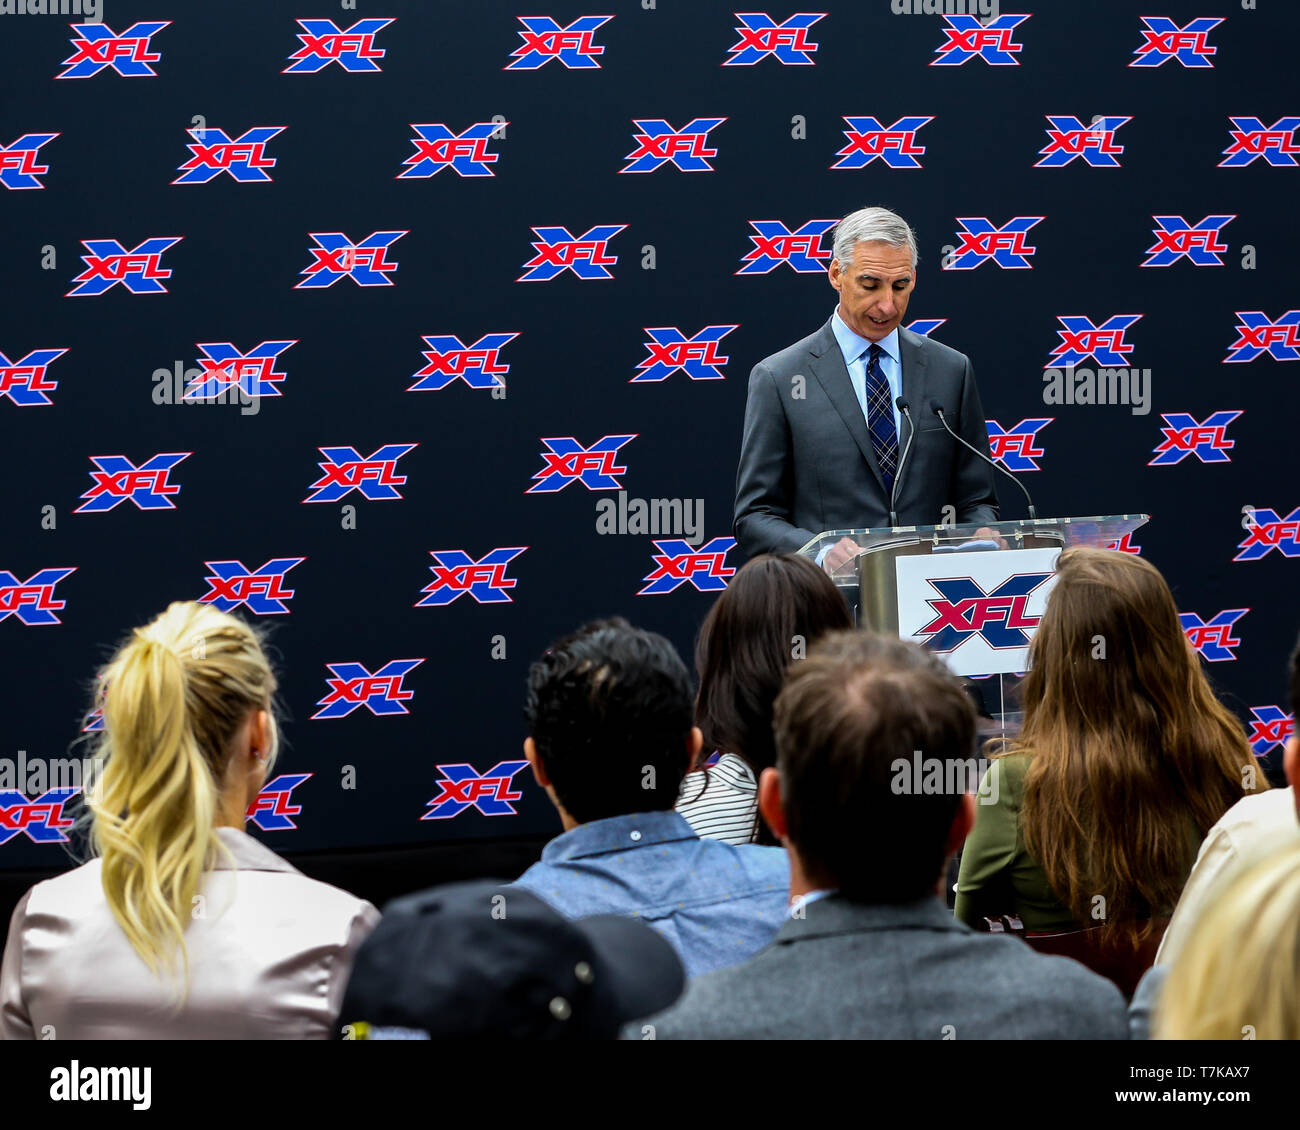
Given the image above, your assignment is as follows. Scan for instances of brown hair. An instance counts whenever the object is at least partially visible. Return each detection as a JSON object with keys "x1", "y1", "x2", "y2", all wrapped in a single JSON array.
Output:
[
  {"x1": 692, "y1": 555, "x2": 852, "y2": 843},
  {"x1": 1008, "y1": 547, "x2": 1264, "y2": 948},
  {"x1": 773, "y1": 630, "x2": 976, "y2": 902}
]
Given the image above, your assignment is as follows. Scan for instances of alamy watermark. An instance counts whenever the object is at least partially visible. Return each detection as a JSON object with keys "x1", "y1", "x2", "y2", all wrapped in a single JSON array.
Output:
[
  {"x1": 0, "y1": 0, "x2": 101, "y2": 17},
  {"x1": 890, "y1": 750, "x2": 1000, "y2": 804},
  {"x1": 1043, "y1": 365, "x2": 1152, "y2": 416},
  {"x1": 595, "y1": 491, "x2": 704, "y2": 545},
  {"x1": 0, "y1": 750, "x2": 103, "y2": 796},
  {"x1": 152, "y1": 362, "x2": 261, "y2": 416},
  {"x1": 891, "y1": 0, "x2": 1000, "y2": 17}
]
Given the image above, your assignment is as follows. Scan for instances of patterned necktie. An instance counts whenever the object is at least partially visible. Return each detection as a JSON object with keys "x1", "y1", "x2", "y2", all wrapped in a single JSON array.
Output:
[{"x1": 864, "y1": 343, "x2": 898, "y2": 490}]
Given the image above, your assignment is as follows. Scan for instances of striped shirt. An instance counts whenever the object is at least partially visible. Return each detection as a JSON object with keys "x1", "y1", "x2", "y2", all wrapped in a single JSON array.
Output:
[{"x1": 676, "y1": 753, "x2": 760, "y2": 845}]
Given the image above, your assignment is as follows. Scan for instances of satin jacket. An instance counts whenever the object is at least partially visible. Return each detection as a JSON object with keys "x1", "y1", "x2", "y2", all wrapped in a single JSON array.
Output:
[{"x1": 0, "y1": 826, "x2": 379, "y2": 1039}]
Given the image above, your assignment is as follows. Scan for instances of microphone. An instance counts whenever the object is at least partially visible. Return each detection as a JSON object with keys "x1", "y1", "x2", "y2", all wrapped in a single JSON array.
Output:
[
  {"x1": 928, "y1": 399, "x2": 1037, "y2": 521},
  {"x1": 889, "y1": 396, "x2": 917, "y2": 527}
]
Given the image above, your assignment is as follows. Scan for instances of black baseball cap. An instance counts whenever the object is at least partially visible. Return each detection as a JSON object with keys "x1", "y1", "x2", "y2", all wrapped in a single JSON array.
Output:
[{"x1": 338, "y1": 880, "x2": 685, "y2": 1039}]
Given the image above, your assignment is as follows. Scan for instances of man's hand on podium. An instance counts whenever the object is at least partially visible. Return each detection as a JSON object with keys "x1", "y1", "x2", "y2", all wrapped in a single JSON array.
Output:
[
  {"x1": 824, "y1": 536, "x2": 864, "y2": 575},
  {"x1": 973, "y1": 526, "x2": 1009, "y2": 550}
]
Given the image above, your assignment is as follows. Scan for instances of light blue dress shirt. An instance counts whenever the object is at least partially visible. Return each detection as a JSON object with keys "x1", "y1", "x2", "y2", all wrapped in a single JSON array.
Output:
[
  {"x1": 831, "y1": 308, "x2": 904, "y2": 439},
  {"x1": 512, "y1": 810, "x2": 790, "y2": 978}
]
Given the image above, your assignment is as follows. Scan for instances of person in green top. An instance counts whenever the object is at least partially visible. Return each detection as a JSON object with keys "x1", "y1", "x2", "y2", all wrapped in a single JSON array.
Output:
[{"x1": 954, "y1": 547, "x2": 1265, "y2": 951}]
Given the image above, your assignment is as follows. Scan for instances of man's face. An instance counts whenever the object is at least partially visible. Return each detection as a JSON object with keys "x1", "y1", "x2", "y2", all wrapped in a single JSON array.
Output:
[{"x1": 829, "y1": 240, "x2": 915, "y2": 342}]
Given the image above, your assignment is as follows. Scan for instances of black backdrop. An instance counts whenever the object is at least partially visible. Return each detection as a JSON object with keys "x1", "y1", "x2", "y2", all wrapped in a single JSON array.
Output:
[{"x1": 2, "y1": 0, "x2": 1296, "y2": 877}]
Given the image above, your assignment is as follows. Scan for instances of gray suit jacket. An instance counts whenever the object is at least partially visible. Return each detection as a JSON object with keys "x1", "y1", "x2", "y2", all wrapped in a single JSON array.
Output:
[
  {"x1": 734, "y1": 319, "x2": 1001, "y2": 558},
  {"x1": 637, "y1": 895, "x2": 1129, "y2": 1040}
]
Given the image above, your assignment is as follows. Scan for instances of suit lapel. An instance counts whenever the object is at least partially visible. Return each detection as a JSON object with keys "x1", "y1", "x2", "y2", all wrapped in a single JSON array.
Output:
[
  {"x1": 897, "y1": 327, "x2": 929, "y2": 439},
  {"x1": 808, "y1": 318, "x2": 887, "y2": 495}
]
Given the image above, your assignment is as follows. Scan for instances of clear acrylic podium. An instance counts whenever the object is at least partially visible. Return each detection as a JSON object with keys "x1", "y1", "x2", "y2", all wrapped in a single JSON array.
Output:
[{"x1": 797, "y1": 515, "x2": 1149, "y2": 733}]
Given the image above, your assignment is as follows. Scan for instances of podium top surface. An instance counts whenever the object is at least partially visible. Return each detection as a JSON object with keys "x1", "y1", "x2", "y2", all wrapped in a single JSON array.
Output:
[{"x1": 797, "y1": 514, "x2": 1149, "y2": 571}]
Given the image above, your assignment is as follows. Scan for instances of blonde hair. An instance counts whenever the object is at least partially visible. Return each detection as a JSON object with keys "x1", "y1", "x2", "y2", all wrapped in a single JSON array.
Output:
[
  {"x1": 1156, "y1": 845, "x2": 1300, "y2": 1039},
  {"x1": 84, "y1": 601, "x2": 278, "y2": 980}
]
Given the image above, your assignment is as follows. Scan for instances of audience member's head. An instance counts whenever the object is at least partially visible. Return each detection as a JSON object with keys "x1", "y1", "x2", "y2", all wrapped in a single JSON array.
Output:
[
  {"x1": 85, "y1": 601, "x2": 278, "y2": 974},
  {"x1": 693, "y1": 554, "x2": 852, "y2": 839},
  {"x1": 339, "y1": 881, "x2": 684, "y2": 1040},
  {"x1": 1155, "y1": 844, "x2": 1300, "y2": 1040},
  {"x1": 523, "y1": 617, "x2": 698, "y2": 827},
  {"x1": 1013, "y1": 547, "x2": 1261, "y2": 947},
  {"x1": 762, "y1": 630, "x2": 977, "y2": 904}
]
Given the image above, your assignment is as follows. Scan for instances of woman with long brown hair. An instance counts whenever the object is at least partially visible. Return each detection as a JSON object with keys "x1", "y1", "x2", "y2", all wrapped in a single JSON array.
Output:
[
  {"x1": 954, "y1": 547, "x2": 1264, "y2": 950},
  {"x1": 677, "y1": 554, "x2": 853, "y2": 845}
]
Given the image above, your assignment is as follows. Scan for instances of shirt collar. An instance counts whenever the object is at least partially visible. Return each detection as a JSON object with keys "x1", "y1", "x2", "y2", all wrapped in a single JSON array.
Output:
[
  {"x1": 777, "y1": 893, "x2": 963, "y2": 943},
  {"x1": 539, "y1": 810, "x2": 699, "y2": 863},
  {"x1": 211, "y1": 825, "x2": 301, "y2": 874},
  {"x1": 788, "y1": 887, "x2": 838, "y2": 918},
  {"x1": 832, "y1": 308, "x2": 899, "y2": 365}
]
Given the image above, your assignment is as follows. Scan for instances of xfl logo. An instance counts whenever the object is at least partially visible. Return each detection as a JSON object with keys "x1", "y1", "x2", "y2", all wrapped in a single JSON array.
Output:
[
  {"x1": 1131, "y1": 17, "x2": 1221, "y2": 67},
  {"x1": 75, "y1": 453, "x2": 190, "y2": 513},
  {"x1": 529, "y1": 435, "x2": 635, "y2": 493},
  {"x1": 832, "y1": 117, "x2": 932, "y2": 170},
  {"x1": 724, "y1": 13, "x2": 824, "y2": 66},
  {"x1": 737, "y1": 219, "x2": 836, "y2": 275},
  {"x1": 622, "y1": 119, "x2": 726, "y2": 174},
  {"x1": 0, "y1": 348, "x2": 67, "y2": 406},
  {"x1": 917, "y1": 573, "x2": 1053, "y2": 652},
  {"x1": 0, "y1": 568, "x2": 76, "y2": 626},
  {"x1": 1225, "y1": 311, "x2": 1300, "y2": 363},
  {"x1": 932, "y1": 15, "x2": 1030, "y2": 66},
  {"x1": 189, "y1": 341, "x2": 296, "y2": 399},
  {"x1": 639, "y1": 538, "x2": 737, "y2": 595},
  {"x1": 66, "y1": 237, "x2": 181, "y2": 296},
  {"x1": 946, "y1": 218, "x2": 1043, "y2": 270},
  {"x1": 635, "y1": 326, "x2": 737, "y2": 382},
  {"x1": 173, "y1": 127, "x2": 285, "y2": 185},
  {"x1": 905, "y1": 319, "x2": 946, "y2": 337},
  {"x1": 422, "y1": 762, "x2": 529, "y2": 820},
  {"x1": 1047, "y1": 315, "x2": 1141, "y2": 368},
  {"x1": 57, "y1": 22, "x2": 170, "y2": 79},
  {"x1": 297, "y1": 231, "x2": 407, "y2": 288},
  {"x1": 1035, "y1": 116, "x2": 1130, "y2": 168},
  {"x1": 312, "y1": 659, "x2": 424, "y2": 720},
  {"x1": 303, "y1": 445, "x2": 417, "y2": 503},
  {"x1": 199, "y1": 558, "x2": 306, "y2": 615},
  {"x1": 1220, "y1": 117, "x2": 1300, "y2": 168},
  {"x1": 400, "y1": 123, "x2": 504, "y2": 178},
  {"x1": 417, "y1": 548, "x2": 526, "y2": 606},
  {"x1": 0, "y1": 133, "x2": 59, "y2": 190},
  {"x1": 284, "y1": 18, "x2": 393, "y2": 73},
  {"x1": 1149, "y1": 411, "x2": 1241, "y2": 466},
  {"x1": 1180, "y1": 609, "x2": 1247, "y2": 662},
  {"x1": 247, "y1": 774, "x2": 312, "y2": 831},
  {"x1": 0, "y1": 788, "x2": 79, "y2": 844},
  {"x1": 518, "y1": 225, "x2": 625, "y2": 281},
  {"x1": 1142, "y1": 215, "x2": 1235, "y2": 268},
  {"x1": 1236, "y1": 508, "x2": 1300, "y2": 562},
  {"x1": 507, "y1": 16, "x2": 612, "y2": 69},
  {"x1": 1247, "y1": 707, "x2": 1294, "y2": 757},
  {"x1": 986, "y1": 419, "x2": 1051, "y2": 472},
  {"x1": 410, "y1": 333, "x2": 517, "y2": 391}
]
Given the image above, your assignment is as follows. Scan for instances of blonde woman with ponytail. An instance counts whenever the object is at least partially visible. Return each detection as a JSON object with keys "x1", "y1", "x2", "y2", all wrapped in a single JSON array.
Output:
[{"x1": 0, "y1": 602, "x2": 379, "y2": 1039}]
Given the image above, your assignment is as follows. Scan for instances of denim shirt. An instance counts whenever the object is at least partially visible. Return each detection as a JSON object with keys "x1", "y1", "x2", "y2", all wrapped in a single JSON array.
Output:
[{"x1": 513, "y1": 811, "x2": 789, "y2": 978}]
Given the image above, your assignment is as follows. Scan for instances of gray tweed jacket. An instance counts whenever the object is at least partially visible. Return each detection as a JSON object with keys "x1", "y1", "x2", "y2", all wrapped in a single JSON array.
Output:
[{"x1": 634, "y1": 894, "x2": 1129, "y2": 1040}]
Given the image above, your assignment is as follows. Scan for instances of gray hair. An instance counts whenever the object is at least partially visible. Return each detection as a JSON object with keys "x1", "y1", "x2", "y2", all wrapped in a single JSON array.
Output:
[{"x1": 832, "y1": 206, "x2": 918, "y2": 270}]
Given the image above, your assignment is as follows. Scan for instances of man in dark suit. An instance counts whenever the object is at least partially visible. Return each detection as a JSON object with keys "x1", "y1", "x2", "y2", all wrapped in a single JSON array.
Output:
[
  {"x1": 636, "y1": 632, "x2": 1128, "y2": 1040},
  {"x1": 734, "y1": 206, "x2": 1000, "y2": 572}
]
